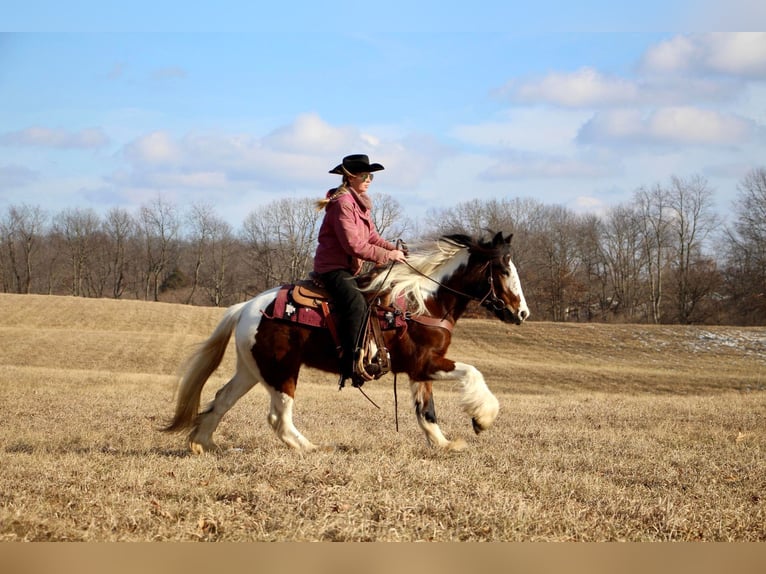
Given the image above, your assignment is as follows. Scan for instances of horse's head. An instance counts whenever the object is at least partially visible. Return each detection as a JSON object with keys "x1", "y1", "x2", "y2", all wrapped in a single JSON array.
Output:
[
  {"x1": 455, "y1": 231, "x2": 530, "y2": 325},
  {"x1": 363, "y1": 231, "x2": 530, "y2": 324}
]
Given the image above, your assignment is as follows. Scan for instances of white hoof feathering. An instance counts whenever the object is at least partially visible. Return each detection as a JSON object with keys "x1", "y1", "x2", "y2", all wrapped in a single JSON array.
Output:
[{"x1": 432, "y1": 362, "x2": 499, "y2": 431}]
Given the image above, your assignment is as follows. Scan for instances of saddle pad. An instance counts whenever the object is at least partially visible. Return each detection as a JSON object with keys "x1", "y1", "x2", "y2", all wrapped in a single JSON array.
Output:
[
  {"x1": 268, "y1": 285, "x2": 325, "y2": 328},
  {"x1": 265, "y1": 285, "x2": 408, "y2": 331}
]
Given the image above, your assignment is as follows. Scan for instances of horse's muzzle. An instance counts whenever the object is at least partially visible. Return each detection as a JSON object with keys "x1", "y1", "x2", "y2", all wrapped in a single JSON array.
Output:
[{"x1": 495, "y1": 306, "x2": 526, "y2": 325}]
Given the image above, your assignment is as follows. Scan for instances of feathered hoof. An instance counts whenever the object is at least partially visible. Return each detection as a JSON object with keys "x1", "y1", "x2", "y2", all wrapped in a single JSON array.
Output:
[
  {"x1": 445, "y1": 438, "x2": 467, "y2": 451},
  {"x1": 188, "y1": 437, "x2": 218, "y2": 455},
  {"x1": 472, "y1": 417, "x2": 494, "y2": 434},
  {"x1": 470, "y1": 402, "x2": 499, "y2": 433}
]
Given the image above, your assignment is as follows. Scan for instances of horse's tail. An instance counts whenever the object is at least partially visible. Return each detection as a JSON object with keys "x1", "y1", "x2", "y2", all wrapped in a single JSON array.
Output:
[{"x1": 163, "y1": 302, "x2": 248, "y2": 432}]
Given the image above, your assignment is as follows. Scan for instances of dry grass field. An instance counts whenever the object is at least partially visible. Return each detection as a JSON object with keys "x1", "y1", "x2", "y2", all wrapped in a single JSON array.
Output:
[{"x1": 0, "y1": 292, "x2": 764, "y2": 541}]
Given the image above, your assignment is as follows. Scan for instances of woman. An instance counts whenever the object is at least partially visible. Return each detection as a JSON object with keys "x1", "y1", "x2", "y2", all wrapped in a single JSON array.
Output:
[{"x1": 314, "y1": 154, "x2": 407, "y2": 388}]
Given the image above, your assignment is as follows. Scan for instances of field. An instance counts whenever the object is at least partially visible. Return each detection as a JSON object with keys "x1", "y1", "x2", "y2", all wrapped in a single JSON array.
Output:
[{"x1": 0, "y1": 292, "x2": 764, "y2": 541}]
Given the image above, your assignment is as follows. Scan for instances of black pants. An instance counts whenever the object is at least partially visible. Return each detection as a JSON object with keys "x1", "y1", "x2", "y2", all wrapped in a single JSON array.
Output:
[{"x1": 319, "y1": 269, "x2": 367, "y2": 377}]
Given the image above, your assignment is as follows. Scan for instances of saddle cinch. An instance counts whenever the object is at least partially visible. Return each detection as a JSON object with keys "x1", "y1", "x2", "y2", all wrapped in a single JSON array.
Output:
[{"x1": 267, "y1": 279, "x2": 408, "y2": 381}]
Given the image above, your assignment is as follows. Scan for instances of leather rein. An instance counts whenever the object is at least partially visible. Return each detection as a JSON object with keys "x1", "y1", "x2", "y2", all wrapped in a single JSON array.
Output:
[{"x1": 400, "y1": 258, "x2": 508, "y2": 327}]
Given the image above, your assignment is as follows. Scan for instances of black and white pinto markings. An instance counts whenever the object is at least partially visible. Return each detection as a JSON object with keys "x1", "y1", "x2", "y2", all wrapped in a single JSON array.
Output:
[{"x1": 164, "y1": 232, "x2": 529, "y2": 452}]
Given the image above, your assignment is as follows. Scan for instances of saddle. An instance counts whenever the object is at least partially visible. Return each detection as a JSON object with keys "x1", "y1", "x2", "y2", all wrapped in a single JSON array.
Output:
[{"x1": 264, "y1": 279, "x2": 408, "y2": 381}]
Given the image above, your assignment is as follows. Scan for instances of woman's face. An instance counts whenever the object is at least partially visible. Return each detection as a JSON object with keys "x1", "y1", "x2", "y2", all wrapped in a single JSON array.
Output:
[{"x1": 348, "y1": 172, "x2": 373, "y2": 193}]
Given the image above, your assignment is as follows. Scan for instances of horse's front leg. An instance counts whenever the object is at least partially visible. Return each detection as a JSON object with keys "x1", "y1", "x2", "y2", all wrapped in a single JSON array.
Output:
[
  {"x1": 410, "y1": 380, "x2": 467, "y2": 451},
  {"x1": 429, "y1": 361, "x2": 500, "y2": 434}
]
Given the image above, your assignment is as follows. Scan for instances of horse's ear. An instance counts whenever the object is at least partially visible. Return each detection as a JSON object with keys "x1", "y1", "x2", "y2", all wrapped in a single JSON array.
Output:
[
  {"x1": 505, "y1": 233, "x2": 513, "y2": 244},
  {"x1": 492, "y1": 231, "x2": 504, "y2": 246}
]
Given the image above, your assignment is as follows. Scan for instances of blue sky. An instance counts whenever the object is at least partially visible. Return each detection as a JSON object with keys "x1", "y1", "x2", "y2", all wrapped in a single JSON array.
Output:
[{"x1": 2, "y1": 2, "x2": 766, "y2": 228}]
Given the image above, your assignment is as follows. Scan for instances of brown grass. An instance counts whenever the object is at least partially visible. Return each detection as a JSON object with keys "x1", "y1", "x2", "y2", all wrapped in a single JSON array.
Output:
[{"x1": 0, "y1": 293, "x2": 764, "y2": 541}]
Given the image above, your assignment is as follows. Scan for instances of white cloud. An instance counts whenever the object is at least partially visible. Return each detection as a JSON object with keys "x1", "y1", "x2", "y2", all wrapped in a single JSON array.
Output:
[
  {"x1": 123, "y1": 131, "x2": 182, "y2": 166},
  {"x1": 499, "y1": 67, "x2": 640, "y2": 108},
  {"x1": 640, "y1": 35, "x2": 697, "y2": 75},
  {"x1": 115, "y1": 115, "x2": 452, "y2": 194},
  {"x1": 451, "y1": 108, "x2": 590, "y2": 152},
  {"x1": 262, "y1": 113, "x2": 355, "y2": 154},
  {"x1": 641, "y1": 33, "x2": 766, "y2": 78},
  {"x1": 578, "y1": 106, "x2": 754, "y2": 146},
  {"x1": 497, "y1": 66, "x2": 740, "y2": 109},
  {"x1": 0, "y1": 127, "x2": 109, "y2": 149}
]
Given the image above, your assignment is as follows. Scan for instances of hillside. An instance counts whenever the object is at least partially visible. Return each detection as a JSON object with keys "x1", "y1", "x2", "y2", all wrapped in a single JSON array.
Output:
[{"x1": 1, "y1": 293, "x2": 763, "y2": 395}]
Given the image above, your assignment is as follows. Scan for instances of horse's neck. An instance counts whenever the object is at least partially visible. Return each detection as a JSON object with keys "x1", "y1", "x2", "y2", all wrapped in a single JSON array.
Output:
[{"x1": 426, "y1": 290, "x2": 469, "y2": 323}]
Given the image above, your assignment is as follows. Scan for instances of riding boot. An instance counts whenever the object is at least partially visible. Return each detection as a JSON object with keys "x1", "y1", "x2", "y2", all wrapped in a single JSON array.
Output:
[{"x1": 337, "y1": 348, "x2": 356, "y2": 389}]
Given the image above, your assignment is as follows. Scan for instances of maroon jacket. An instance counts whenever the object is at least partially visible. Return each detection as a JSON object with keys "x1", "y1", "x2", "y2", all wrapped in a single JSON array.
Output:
[{"x1": 313, "y1": 188, "x2": 397, "y2": 275}]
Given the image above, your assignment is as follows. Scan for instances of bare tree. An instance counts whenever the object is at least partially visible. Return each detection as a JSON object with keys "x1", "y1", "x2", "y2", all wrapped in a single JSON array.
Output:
[
  {"x1": 0, "y1": 208, "x2": 21, "y2": 293},
  {"x1": 54, "y1": 207, "x2": 101, "y2": 297},
  {"x1": 424, "y1": 198, "x2": 488, "y2": 237},
  {"x1": 371, "y1": 193, "x2": 409, "y2": 244},
  {"x1": 723, "y1": 167, "x2": 766, "y2": 323},
  {"x1": 601, "y1": 204, "x2": 648, "y2": 320},
  {"x1": 241, "y1": 198, "x2": 321, "y2": 292},
  {"x1": 138, "y1": 196, "x2": 180, "y2": 301},
  {"x1": 11, "y1": 205, "x2": 47, "y2": 293},
  {"x1": 527, "y1": 205, "x2": 581, "y2": 321},
  {"x1": 0, "y1": 205, "x2": 47, "y2": 293},
  {"x1": 185, "y1": 203, "x2": 216, "y2": 304},
  {"x1": 203, "y1": 217, "x2": 238, "y2": 307},
  {"x1": 103, "y1": 207, "x2": 136, "y2": 299},
  {"x1": 634, "y1": 184, "x2": 672, "y2": 323},
  {"x1": 667, "y1": 175, "x2": 719, "y2": 323},
  {"x1": 573, "y1": 213, "x2": 609, "y2": 321}
]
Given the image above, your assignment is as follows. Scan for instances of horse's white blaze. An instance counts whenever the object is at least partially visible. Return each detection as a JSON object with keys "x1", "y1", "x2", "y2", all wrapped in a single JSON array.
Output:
[
  {"x1": 506, "y1": 260, "x2": 530, "y2": 320},
  {"x1": 431, "y1": 362, "x2": 499, "y2": 430}
]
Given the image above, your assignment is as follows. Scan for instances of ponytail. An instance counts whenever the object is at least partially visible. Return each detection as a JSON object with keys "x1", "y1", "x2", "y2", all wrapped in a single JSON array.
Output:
[{"x1": 315, "y1": 181, "x2": 350, "y2": 211}]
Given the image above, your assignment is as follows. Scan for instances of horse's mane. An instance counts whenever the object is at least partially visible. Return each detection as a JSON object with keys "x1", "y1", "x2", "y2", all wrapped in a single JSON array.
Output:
[{"x1": 363, "y1": 234, "x2": 477, "y2": 315}]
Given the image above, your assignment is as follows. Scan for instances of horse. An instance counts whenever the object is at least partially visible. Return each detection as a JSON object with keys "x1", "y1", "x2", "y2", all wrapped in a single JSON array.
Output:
[{"x1": 163, "y1": 231, "x2": 529, "y2": 452}]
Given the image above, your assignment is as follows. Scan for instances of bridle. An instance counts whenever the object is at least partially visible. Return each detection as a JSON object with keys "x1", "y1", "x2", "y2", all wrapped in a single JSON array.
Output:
[{"x1": 400, "y1": 258, "x2": 509, "y2": 317}]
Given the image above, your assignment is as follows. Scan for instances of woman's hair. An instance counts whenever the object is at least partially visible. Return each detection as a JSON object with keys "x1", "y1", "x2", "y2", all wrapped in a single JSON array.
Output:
[{"x1": 315, "y1": 174, "x2": 352, "y2": 211}]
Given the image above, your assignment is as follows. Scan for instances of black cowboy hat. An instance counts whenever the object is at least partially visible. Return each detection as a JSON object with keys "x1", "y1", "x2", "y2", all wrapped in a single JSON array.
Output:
[{"x1": 329, "y1": 154, "x2": 385, "y2": 175}]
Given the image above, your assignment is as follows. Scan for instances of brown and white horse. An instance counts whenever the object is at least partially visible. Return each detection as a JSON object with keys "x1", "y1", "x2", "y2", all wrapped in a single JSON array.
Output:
[{"x1": 164, "y1": 232, "x2": 529, "y2": 452}]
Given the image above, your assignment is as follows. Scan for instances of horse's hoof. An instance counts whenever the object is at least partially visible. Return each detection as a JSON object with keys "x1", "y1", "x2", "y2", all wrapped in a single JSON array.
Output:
[
  {"x1": 446, "y1": 438, "x2": 467, "y2": 451},
  {"x1": 189, "y1": 440, "x2": 217, "y2": 455}
]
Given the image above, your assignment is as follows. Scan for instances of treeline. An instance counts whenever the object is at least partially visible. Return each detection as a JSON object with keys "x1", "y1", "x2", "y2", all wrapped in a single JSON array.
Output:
[{"x1": 1, "y1": 169, "x2": 765, "y2": 325}]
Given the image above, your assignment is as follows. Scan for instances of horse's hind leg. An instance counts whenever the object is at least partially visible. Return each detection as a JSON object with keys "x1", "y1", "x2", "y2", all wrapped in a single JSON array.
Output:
[
  {"x1": 263, "y1": 384, "x2": 318, "y2": 451},
  {"x1": 410, "y1": 381, "x2": 466, "y2": 451},
  {"x1": 189, "y1": 357, "x2": 258, "y2": 454}
]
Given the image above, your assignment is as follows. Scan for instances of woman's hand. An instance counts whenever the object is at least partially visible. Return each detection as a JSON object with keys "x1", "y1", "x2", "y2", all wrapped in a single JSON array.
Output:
[{"x1": 389, "y1": 249, "x2": 407, "y2": 263}]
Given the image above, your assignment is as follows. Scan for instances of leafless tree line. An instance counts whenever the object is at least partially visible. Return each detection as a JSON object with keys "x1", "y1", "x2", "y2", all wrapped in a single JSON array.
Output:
[{"x1": 1, "y1": 170, "x2": 764, "y2": 324}]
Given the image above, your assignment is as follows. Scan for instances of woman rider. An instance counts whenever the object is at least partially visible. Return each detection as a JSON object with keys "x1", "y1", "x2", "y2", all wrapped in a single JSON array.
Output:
[{"x1": 313, "y1": 154, "x2": 407, "y2": 388}]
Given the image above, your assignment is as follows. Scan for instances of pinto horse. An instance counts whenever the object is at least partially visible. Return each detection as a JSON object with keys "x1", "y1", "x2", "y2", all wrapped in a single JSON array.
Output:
[{"x1": 164, "y1": 232, "x2": 529, "y2": 452}]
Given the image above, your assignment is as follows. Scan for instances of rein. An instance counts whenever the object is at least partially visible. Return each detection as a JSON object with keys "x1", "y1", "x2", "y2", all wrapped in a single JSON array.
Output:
[{"x1": 401, "y1": 258, "x2": 506, "y2": 314}]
